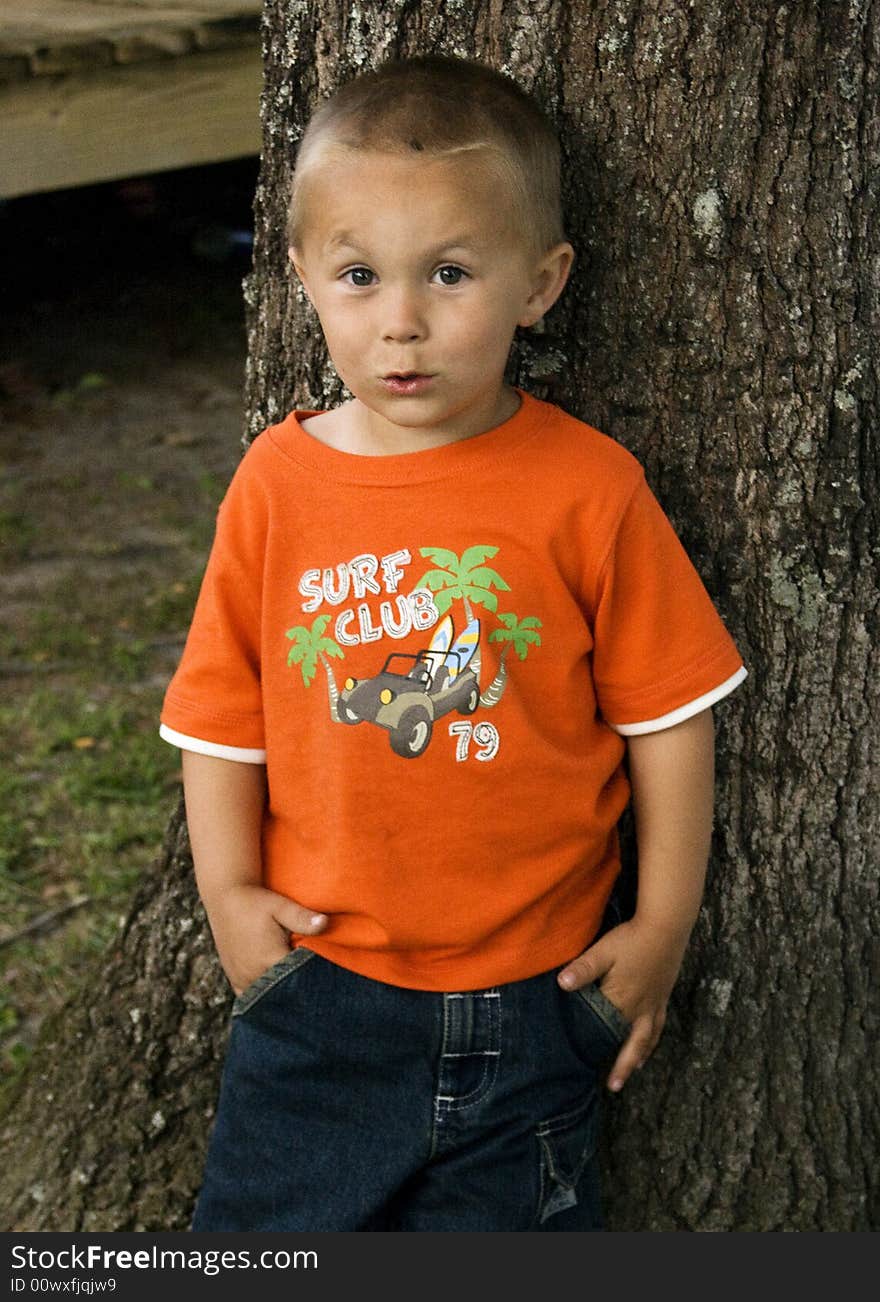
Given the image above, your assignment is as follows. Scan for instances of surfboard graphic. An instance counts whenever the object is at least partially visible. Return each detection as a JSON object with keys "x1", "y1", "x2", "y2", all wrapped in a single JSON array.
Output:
[
  {"x1": 428, "y1": 614, "x2": 454, "y2": 656},
  {"x1": 420, "y1": 614, "x2": 455, "y2": 684},
  {"x1": 426, "y1": 609, "x2": 453, "y2": 651},
  {"x1": 448, "y1": 617, "x2": 480, "y2": 678}
]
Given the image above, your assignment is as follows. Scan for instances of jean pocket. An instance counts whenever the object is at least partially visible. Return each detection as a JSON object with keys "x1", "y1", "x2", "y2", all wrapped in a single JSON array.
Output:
[
  {"x1": 535, "y1": 1092, "x2": 600, "y2": 1226},
  {"x1": 231, "y1": 946, "x2": 318, "y2": 1018},
  {"x1": 569, "y1": 981, "x2": 632, "y2": 1051}
]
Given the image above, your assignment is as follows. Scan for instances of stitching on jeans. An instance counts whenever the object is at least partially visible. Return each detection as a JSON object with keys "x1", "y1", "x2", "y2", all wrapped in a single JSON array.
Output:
[
  {"x1": 443, "y1": 991, "x2": 501, "y2": 1111},
  {"x1": 535, "y1": 1096, "x2": 598, "y2": 1224},
  {"x1": 231, "y1": 947, "x2": 316, "y2": 1017},
  {"x1": 536, "y1": 1094, "x2": 594, "y2": 1138},
  {"x1": 444, "y1": 1058, "x2": 496, "y2": 1109},
  {"x1": 574, "y1": 982, "x2": 630, "y2": 1043},
  {"x1": 534, "y1": 1150, "x2": 547, "y2": 1231},
  {"x1": 429, "y1": 992, "x2": 451, "y2": 1159}
]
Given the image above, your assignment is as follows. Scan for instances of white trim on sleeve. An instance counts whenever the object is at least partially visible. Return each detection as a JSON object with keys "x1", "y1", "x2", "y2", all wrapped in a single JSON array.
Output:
[
  {"x1": 606, "y1": 665, "x2": 748, "y2": 736},
  {"x1": 159, "y1": 723, "x2": 267, "y2": 764}
]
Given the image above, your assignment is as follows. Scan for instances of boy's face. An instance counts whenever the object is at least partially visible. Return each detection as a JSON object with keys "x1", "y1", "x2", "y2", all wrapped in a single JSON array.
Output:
[{"x1": 288, "y1": 149, "x2": 572, "y2": 444}]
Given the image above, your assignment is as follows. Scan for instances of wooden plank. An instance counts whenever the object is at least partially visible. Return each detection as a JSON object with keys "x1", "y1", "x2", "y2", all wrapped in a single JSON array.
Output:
[
  {"x1": 0, "y1": 3, "x2": 261, "y2": 77},
  {"x1": 1, "y1": 2, "x2": 261, "y2": 43},
  {"x1": 0, "y1": 45, "x2": 262, "y2": 198}
]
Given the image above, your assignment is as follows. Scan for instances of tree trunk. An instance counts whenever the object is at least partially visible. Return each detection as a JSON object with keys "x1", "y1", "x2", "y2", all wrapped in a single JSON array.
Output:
[
  {"x1": 1, "y1": 0, "x2": 876, "y2": 1231},
  {"x1": 319, "y1": 649, "x2": 341, "y2": 721},
  {"x1": 480, "y1": 642, "x2": 511, "y2": 709}
]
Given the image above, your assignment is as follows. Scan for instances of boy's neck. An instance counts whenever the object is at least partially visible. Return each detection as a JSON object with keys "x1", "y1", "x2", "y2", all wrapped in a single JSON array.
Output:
[{"x1": 308, "y1": 383, "x2": 522, "y2": 457}]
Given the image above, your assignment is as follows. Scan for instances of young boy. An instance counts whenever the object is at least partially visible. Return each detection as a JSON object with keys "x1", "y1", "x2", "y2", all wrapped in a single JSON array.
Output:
[{"x1": 159, "y1": 54, "x2": 747, "y2": 1231}]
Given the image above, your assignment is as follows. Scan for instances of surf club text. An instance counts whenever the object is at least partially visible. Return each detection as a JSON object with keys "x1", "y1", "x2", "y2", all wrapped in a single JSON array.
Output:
[{"x1": 297, "y1": 548, "x2": 440, "y2": 647}]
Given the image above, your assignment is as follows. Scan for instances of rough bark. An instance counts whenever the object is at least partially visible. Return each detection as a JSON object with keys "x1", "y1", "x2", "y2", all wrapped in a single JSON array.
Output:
[
  {"x1": 0, "y1": 796, "x2": 222, "y2": 1230},
  {"x1": 1, "y1": 0, "x2": 876, "y2": 1231}
]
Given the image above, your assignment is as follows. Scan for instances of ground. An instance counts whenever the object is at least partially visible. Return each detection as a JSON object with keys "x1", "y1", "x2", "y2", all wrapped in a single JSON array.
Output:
[{"x1": 0, "y1": 158, "x2": 259, "y2": 1082}]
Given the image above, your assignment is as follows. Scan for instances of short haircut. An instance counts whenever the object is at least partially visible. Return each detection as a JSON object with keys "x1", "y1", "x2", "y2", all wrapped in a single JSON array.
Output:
[{"x1": 287, "y1": 54, "x2": 567, "y2": 262}]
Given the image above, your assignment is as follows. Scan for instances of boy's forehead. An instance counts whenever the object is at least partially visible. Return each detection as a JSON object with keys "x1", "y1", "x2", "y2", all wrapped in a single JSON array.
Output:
[
  {"x1": 309, "y1": 145, "x2": 493, "y2": 190},
  {"x1": 300, "y1": 149, "x2": 522, "y2": 255},
  {"x1": 325, "y1": 225, "x2": 485, "y2": 255}
]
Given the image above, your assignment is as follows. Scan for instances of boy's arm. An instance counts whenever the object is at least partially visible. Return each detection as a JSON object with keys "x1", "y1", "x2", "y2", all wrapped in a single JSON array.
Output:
[
  {"x1": 628, "y1": 705, "x2": 715, "y2": 943},
  {"x1": 557, "y1": 707, "x2": 716, "y2": 1091},
  {"x1": 181, "y1": 750, "x2": 328, "y2": 995}
]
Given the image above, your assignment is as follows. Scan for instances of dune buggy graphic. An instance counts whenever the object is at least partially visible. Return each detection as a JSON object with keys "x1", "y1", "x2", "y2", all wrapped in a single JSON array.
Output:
[
  {"x1": 338, "y1": 647, "x2": 480, "y2": 758},
  {"x1": 285, "y1": 545, "x2": 543, "y2": 761}
]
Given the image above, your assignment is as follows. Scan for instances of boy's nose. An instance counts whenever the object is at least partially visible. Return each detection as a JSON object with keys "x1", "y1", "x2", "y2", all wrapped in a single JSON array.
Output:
[{"x1": 381, "y1": 289, "x2": 427, "y2": 342}]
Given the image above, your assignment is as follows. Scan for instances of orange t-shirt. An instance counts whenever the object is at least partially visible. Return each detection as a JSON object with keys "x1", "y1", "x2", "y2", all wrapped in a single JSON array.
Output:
[{"x1": 159, "y1": 387, "x2": 746, "y2": 991}]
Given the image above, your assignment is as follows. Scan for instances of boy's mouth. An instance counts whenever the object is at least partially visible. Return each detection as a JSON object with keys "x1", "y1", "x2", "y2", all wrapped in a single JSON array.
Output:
[{"x1": 380, "y1": 373, "x2": 435, "y2": 395}]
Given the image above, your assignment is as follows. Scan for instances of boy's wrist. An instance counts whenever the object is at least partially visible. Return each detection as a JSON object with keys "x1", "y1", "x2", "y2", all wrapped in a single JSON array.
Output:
[
  {"x1": 630, "y1": 907, "x2": 696, "y2": 951},
  {"x1": 198, "y1": 877, "x2": 265, "y2": 916}
]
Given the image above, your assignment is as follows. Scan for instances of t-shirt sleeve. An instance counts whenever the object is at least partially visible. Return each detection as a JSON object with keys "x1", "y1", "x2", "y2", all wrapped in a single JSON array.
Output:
[
  {"x1": 591, "y1": 472, "x2": 747, "y2": 735},
  {"x1": 159, "y1": 449, "x2": 268, "y2": 763}
]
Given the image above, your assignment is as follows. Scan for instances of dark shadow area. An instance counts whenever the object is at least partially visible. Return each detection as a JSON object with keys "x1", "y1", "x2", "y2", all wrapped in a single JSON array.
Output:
[
  {"x1": 0, "y1": 156, "x2": 259, "y2": 398},
  {"x1": 0, "y1": 156, "x2": 260, "y2": 1080}
]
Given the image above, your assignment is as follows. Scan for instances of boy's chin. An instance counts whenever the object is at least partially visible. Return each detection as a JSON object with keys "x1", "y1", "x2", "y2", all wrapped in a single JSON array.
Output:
[{"x1": 354, "y1": 383, "x2": 440, "y2": 410}]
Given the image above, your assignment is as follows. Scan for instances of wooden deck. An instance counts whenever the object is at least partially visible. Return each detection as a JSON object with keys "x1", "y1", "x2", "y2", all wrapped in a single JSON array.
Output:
[{"x1": 0, "y1": 1, "x2": 262, "y2": 198}]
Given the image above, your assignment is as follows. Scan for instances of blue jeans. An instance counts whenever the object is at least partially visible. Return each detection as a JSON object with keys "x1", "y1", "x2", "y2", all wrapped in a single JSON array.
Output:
[{"x1": 192, "y1": 918, "x2": 630, "y2": 1232}]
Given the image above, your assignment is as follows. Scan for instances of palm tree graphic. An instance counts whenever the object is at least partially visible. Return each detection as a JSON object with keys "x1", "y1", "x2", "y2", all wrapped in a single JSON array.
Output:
[
  {"x1": 414, "y1": 545, "x2": 510, "y2": 680},
  {"x1": 481, "y1": 613, "x2": 542, "y2": 707},
  {"x1": 284, "y1": 613, "x2": 344, "y2": 721}
]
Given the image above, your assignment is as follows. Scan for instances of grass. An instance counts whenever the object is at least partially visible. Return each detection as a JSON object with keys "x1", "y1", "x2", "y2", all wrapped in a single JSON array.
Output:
[
  {"x1": 0, "y1": 684, "x2": 184, "y2": 1078},
  {"x1": 0, "y1": 462, "x2": 226, "y2": 1087},
  {"x1": 0, "y1": 509, "x2": 39, "y2": 561}
]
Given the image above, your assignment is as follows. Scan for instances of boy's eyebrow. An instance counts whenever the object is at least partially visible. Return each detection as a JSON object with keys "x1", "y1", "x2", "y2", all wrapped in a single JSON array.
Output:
[{"x1": 324, "y1": 231, "x2": 484, "y2": 257}]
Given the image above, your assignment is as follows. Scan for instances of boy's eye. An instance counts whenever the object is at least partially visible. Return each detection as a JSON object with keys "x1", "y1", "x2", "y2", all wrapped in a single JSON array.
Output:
[
  {"x1": 341, "y1": 264, "x2": 471, "y2": 287},
  {"x1": 434, "y1": 264, "x2": 468, "y2": 285},
  {"x1": 342, "y1": 266, "x2": 375, "y2": 287}
]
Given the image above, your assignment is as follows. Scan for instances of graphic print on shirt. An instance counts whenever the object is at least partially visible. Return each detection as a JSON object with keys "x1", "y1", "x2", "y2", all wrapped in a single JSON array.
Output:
[{"x1": 284, "y1": 545, "x2": 542, "y2": 759}]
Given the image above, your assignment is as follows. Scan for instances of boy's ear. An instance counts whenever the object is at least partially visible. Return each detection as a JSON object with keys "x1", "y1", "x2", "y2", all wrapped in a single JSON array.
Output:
[
  {"x1": 288, "y1": 246, "x2": 312, "y2": 302},
  {"x1": 518, "y1": 241, "x2": 575, "y2": 328}
]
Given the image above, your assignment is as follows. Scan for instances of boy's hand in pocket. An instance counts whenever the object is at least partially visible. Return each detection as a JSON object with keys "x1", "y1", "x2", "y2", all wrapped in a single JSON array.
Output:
[
  {"x1": 556, "y1": 916, "x2": 689, "y2": 1093},
  {"x1": 202, "y1": 883, "x2": 329, "y2": 996}
]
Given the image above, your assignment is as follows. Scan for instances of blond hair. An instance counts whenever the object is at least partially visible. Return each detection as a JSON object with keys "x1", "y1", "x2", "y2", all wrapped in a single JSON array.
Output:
[{"x1": 287, "y1": 54, "x2": 566, "y2": 262}]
